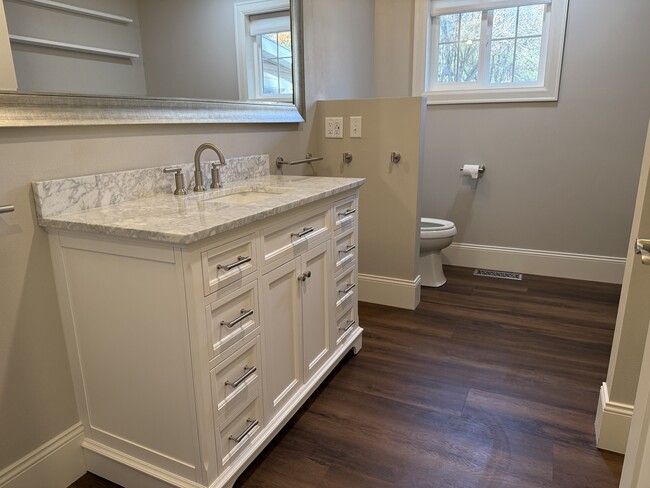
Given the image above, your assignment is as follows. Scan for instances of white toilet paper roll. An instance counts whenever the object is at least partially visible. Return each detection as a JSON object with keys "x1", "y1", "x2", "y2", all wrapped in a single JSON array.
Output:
[{"x1": 462, "y1": 164, "x2": 481, "y2": 179}]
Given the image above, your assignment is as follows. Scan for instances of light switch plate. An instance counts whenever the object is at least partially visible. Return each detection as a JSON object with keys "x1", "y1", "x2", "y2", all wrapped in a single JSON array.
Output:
[
  {"x1": 350, "y1": 116, "x2": 362, "y2": 138},
  {"x1": 325, "y1": 117, "x2": 343, "y2": 138}
]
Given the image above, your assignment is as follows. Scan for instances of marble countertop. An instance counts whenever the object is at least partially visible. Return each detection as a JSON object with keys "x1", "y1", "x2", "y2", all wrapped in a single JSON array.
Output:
[{"x1": 37, "y1": 175, "x2": 365, "y2": 245}]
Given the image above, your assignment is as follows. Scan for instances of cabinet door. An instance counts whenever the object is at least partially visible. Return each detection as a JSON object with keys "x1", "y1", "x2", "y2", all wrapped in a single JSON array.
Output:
[
  {"x1": 261, "y1": 258, "x2": 302, "y2": 419},
  {"x1": 301, "y1": 241, "x2": 333, "y2": 382}
]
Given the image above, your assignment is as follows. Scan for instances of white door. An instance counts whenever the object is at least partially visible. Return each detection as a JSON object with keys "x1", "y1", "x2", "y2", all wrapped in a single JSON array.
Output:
[
  {"x1": 301, "y1": 241, "x2": 332, "y2": 381},
  {"x1": 619, "y1": 119, "x2": 650, "y2": 487},
  {"x1": 261, "y1": 258, "x2": 302, "y2": 419}
]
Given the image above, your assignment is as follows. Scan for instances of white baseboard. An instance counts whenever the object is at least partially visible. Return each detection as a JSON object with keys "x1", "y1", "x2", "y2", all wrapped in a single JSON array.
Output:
[
  {"x1": 0, "y1": 423, "x2": 86, "y2": 488},
  {"x1": 358, "y1": 273, "x2": 421, "y2": 310},
  {"x1": 595, "y1": 382, "x2": 634, "y2": 454},
  {"x1": 444, "y1": 242, "x2": 625, "y2": 284}
]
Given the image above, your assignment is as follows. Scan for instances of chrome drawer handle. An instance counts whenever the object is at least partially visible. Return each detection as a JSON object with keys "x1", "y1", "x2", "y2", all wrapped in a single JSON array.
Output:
[
  {"x1": 217, "y1": 255, "x2": 251, "y2": 271},
  {"x1": 339, "y1": 244, "x2": 356, "y2": 254},
  {"x1": 339, "y1": 283, "x2": 356, "y2": 294},
  {"x1": 338, "y1": 319, "x2": 356, "y2": 332},
  {"x1": 337, "y1": 208, "x2": 356, "y2": 217},
  {"x1": 229, "y1": 418, "x2": 259, "y2": 443},
  {"x1": 225, "y1": 365, "x2": 257, "y2": 388},
  {"x1": 220, "y1": 309, "x2": 254, "y2": 328},
  {"x1": 0, "y1": 205, "x2": 15, "y2": 214},
  {"x1": 291, "y1": 226, "x2": 315, "y2": 238}
]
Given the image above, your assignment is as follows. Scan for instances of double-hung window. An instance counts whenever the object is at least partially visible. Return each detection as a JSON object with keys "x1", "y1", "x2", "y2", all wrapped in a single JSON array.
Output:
[
  {"x1": 413, "y1": 0, "x2": 569, "y2": 104},
  {"x1": 234, "y1": 0, "x2": 292, "y2": 102}
]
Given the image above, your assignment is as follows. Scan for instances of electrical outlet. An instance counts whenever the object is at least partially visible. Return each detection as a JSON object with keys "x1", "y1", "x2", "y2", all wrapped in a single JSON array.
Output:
[
  {"x1": 350, "y1": 116, "x2": 362, "y2": 138},
  {"x1": 325, "y1": 117, "x2": 343, "y2": 138}
]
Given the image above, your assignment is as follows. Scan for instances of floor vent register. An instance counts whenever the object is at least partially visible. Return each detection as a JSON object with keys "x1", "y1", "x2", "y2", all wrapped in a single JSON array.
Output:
[{"x1": 473, "y1": 269, "x2": 523, "y2": 281}]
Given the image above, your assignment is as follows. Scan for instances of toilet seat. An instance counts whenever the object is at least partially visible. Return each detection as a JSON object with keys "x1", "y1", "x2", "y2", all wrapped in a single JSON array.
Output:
[{"x1": 420, "y1": 217, "x2": 457, "y2": 239}]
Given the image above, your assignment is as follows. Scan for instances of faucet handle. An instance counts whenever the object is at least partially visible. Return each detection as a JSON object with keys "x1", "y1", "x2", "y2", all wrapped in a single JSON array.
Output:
[
  {"x1": 210, "y1": 163, "x2": 222, "y2": 189},
  {"x1": 163, "y1": 167, "x2": 188, "y2": 196}
]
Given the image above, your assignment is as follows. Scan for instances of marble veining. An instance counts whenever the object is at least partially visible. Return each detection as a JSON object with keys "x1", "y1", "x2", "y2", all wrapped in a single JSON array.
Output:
[
  {"x1": 34, "y1": 170, "x2": 365, "y2": 245},
  {"x1": 33, "y1": 154, "x2": 269, "y2": 219}
]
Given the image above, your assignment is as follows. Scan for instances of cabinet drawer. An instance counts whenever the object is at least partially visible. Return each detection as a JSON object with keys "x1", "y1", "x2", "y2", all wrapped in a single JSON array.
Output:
[
  {"x1": 333, "y1": 227, "x2": 356, "y2": 274},
  {"x1": 206, "y1": 281, "x2": 259, "y2": 361},
  {"x1": 336, "y1": 305, "x2": 357, "y2": 347},
  {"x1": 260, "y1": 205, "x2": 330, "y2": 269},
  {"x1": 217, "y1": 394, "x2": 263, "y2": 469},
  {"x1": 211, "y1": 335, "x2": 262, "y2": 424},
  {"x1": 335, "y1": 266, "x2": 357, "y2": 316},
  {"x1": 202, "y1": 234, "x2": 257, "y2": 296},
  {"x1": 333, "y1": 195, "x2": 358, "y2": 234}
]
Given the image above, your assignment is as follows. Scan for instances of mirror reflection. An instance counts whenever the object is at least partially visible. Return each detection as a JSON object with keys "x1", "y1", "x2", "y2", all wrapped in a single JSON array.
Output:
[{"x1": 2, "y1": 0, "x2": 293, "y2": 103}]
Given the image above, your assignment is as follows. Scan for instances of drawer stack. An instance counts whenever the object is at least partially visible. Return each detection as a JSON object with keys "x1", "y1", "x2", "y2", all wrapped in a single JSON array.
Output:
[{"x1": 332, "y1": 194, "x2": 359, "y2": 347}]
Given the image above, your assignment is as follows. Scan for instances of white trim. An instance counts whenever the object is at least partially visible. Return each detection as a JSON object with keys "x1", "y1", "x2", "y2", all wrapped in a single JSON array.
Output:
[
  {"x1": 82, "y1": 440, "x2": 202, "y2": 488},
  {"x1": 431, "y1": 0, "x2": 551, "y2": 16},
  {"x1": 0, "y1": 423, "x2": 85, "y2": 488},
  {"x1": 444, "y1": 242, "x2": 625, "y2": 283},
  {"x1": 358, "y1": 273, "x2": 422, "y2": 310},
  {"x1": 596, "y1": 382, "x2": 634, "y2": 454},
  {"x1": 8, "y1": 35, "x2": 139, "y2": 59},
  {"x1": 13, "y1": 0, "x2": 133, "y2": 23}
]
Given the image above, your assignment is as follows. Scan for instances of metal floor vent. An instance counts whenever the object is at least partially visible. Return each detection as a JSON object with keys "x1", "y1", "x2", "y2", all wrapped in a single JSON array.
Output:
[{"x1": 473, "y1": 268, "x2": 523, "y2": 280}]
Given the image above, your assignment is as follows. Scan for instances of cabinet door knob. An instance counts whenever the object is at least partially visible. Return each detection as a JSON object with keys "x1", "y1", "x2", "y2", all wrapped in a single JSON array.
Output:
[{"x1": 298, "y1": 271, "x2": 312, "y2": 282}]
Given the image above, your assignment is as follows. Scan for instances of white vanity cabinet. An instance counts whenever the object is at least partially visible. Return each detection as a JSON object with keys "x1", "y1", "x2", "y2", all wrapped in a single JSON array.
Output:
[{"x1": 47, "y1": 188, "x2": 362, "y2": 488}]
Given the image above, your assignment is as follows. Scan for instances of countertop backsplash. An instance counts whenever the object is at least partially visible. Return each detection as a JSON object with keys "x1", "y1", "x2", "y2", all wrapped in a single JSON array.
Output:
[{"x1": 33, "y1": 154, "x2": 269, "y2": 219}]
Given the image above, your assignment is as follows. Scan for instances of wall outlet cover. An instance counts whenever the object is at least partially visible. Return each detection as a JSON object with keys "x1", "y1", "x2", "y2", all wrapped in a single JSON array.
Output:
[{"x1": 325, "y1": 117, "x2": 343, "y2": 139}]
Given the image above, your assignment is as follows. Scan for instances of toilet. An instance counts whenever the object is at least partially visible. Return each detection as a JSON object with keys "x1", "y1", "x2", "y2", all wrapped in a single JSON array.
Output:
[{"x1": 419, "y1": 217, "x2": 457, "y2": 287}]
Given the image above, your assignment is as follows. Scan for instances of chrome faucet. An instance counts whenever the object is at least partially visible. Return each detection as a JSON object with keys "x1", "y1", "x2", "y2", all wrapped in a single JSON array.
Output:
[{"x1": 193, "y1": 143, "x2": 226, "y2": 191}]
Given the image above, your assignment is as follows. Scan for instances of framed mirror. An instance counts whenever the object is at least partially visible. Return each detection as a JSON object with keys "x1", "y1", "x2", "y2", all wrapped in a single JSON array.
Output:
[{"x1": 0, "y1": 0, "x2": 305, "y2": 126}]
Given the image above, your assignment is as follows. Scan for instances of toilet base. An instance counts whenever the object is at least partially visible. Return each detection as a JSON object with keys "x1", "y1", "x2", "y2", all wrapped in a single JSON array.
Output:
[{"x1": 419, "y1": 251, "x2": 447, "y2": 287}]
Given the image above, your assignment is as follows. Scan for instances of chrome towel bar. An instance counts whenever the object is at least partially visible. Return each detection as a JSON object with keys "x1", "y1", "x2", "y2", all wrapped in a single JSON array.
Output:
[
  {"x1": 0, "y1": 205, "x2": 15, "y2": 214},
  {"x1": 276, "y1": 153, "x2": 323, "y2": 169}
]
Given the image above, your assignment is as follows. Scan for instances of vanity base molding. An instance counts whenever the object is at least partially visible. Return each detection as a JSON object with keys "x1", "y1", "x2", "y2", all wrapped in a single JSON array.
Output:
[{"x1": 46, "y1": 188, "x2": 362, "y2": 488}]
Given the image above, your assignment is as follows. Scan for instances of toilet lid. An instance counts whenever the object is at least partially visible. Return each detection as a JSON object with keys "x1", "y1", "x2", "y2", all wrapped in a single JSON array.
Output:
[{"x1": 421, "y1": 218, "x2": 455, "y2": 232}]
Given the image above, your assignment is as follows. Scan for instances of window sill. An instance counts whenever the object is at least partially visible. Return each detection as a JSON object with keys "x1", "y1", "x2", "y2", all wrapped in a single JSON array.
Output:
[{"x1": 423, "y1": 85, "x2": 559, "y2": 105}]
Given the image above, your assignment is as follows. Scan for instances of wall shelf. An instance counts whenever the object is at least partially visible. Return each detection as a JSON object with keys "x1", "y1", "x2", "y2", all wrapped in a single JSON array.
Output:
[
  {"x1": 12, "y1": 0, "x2": 133, "y2": 24},
  {"x1": 9, "y1": 35, "x2": 140, "y2": 59}
]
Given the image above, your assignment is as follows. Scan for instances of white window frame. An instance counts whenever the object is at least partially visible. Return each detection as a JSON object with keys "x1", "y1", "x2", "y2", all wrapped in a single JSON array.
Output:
[
  {"x1": 234, "y1": 0, "x2": 291, "y2": 103},
  {"x1": 412, "y1": 0, "x2": 569, "y2": 105}
]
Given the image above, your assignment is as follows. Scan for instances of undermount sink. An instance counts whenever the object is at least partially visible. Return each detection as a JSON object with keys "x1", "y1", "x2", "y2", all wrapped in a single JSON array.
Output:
[{"x1": 203, "y1": 187, "x2": 292, "y2": 204}]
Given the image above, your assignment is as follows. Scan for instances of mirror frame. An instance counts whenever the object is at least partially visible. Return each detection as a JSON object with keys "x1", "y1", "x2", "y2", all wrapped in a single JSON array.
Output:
[{"x1": 0, "y1": 0, "x2": 305, "y2": 127}]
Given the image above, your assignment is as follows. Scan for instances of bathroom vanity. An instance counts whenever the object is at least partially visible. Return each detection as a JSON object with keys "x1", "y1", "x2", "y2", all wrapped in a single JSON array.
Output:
[{"x1": 33, "y1": 158, "x2": 363, "y2": 488}]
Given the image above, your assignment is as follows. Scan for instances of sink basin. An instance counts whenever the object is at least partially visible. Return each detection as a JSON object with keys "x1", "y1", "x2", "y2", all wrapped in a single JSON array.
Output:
[{"x1": 203, "y1": 187, "x2": 292, "y2": 204}]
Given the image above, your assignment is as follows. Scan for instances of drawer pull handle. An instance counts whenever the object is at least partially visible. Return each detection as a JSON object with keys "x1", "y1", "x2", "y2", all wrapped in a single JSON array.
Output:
[
  {"x1": 229, "y1": 418, "x2": 259, "y2": 443},
  {"x1": 298, "y1": 271, "x2": 312, "y2": 282},
  {"x1": 339, "y1": 319, "x2": 356, "y2": 332},
  {"x1": 217, "y1": 255, "x2": 251, "y2": 271},
  {"x1": 220, "y1": 309, "x2": 254, "y2": 328},
  {"x1": 339, "y1": 283, "x2": 356, "y2": 294},
  {"x1": 339, "y1": 244, "x2": 356, "y2": 254},
  {"x1": 291, "y1": 226, "x2": 315, "y2": 238},
  {"x1": 338, "y1": 208, "x2": 356, "y2": 217},
  {"x1": 225, "y1": 365, "x2": 257, "y2": 388}
]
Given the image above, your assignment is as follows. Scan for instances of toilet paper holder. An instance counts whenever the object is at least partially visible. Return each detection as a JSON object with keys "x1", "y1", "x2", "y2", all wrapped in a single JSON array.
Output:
[{"x1": 460, "y1": 165, "x2": 485, "y2": 175}]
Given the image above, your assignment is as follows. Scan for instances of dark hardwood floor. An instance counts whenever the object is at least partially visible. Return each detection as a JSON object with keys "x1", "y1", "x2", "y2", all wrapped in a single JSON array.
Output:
[{"x1": 70, "y1": 266, "x2": 625, "y2": 488}]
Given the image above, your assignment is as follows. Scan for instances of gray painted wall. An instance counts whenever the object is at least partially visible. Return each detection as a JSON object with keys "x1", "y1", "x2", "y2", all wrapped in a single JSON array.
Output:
[
  {"x1": 0, "y1": 0, "x2": 375, "y2": 471},
  {"x1": 375, "y1": 0, "x2": 650, "y2": 258},
  {"x1": 137, "y1": 0, "x2": 241, "y2": 100}
]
